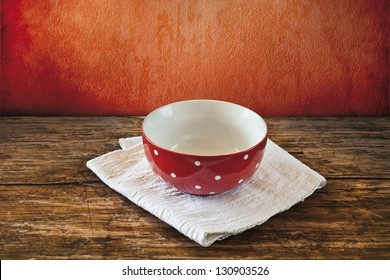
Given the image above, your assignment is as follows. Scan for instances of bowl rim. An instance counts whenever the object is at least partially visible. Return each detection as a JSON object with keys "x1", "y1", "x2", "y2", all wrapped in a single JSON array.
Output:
[{"x1": 141, "y1": 99, "x2": 268, "y2": 158}]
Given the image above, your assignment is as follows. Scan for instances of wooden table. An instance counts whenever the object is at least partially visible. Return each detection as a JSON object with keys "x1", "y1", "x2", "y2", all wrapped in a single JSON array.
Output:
[{"x1": 0, "y1": 117, "x2": 389, "y2": 259}]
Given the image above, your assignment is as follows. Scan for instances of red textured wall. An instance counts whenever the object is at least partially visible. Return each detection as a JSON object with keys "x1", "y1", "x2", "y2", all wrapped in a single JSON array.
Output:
[{"x1": 1, "y1": 0, "x2": 388, "y2": 116}]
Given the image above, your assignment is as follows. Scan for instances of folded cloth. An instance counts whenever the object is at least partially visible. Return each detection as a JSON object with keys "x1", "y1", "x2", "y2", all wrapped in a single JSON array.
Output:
[{"x1": 87, "y1": 136, "x2": 326, "y2": 247}]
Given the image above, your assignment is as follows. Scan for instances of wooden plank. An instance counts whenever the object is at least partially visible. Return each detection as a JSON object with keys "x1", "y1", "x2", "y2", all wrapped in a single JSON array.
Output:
[
  {"x1": 267, "y1": 117, "x2": 390, "y2": 180},
  {"x1": 0, "y1": 117, "x2": 143, "y2": 184},
  {"x1": 0, "y1": 179, "x2": 388, "y2": 259},
  {"x1": 0, "y1": 117, "x2": 389, "y2": 184}
]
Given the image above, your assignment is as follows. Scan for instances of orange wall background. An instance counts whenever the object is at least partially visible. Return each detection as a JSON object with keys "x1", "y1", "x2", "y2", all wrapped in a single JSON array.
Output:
[{"x1": 1, "y1": 0, "x2": 388, "y2": 116}]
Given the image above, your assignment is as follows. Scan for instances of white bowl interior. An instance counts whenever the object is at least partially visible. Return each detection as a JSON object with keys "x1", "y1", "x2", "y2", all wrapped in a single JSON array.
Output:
[{"x1": 143, "y1": 100, "x2": 267, "y2": 156}]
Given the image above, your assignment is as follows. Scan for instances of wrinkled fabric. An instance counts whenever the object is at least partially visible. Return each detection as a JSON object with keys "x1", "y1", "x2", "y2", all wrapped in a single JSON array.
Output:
[{"x1": 87, "y1": 136, "x2": 326, "y2": 246}]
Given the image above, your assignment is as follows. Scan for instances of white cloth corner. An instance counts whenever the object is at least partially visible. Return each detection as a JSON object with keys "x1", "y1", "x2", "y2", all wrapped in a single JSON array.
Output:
[{"x1": 87, "y1": 136, "x2": 326, "y2": 246}]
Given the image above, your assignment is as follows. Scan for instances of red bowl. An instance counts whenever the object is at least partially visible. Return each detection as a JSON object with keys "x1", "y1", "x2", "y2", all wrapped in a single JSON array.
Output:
[{"x1": 142, "y1": 100, "x2": 267, "y2": 195}]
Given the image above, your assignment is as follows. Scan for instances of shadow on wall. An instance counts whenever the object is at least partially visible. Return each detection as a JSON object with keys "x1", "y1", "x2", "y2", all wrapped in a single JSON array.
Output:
[{"x1": 1, "y1": 0, "x2": 388, "y2": 116}]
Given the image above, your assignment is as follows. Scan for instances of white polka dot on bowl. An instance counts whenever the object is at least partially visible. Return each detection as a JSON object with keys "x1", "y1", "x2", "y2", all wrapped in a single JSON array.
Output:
[
  {"x1": 170, "y1": 173, "x2": 176, "y2": 178},
  {"x1": 256, "y1": 163, "x2": 260, "y2": 168},
  {"x1": 195, "y1": 185, "x2": 202, "y2": 189},
  {"x1": 154, "y1": 149, "x2": 158, "y2": 156},
  {"x1": 194, "y1": 161, "x2": 201, "y2": 166},
  {"x1": 244, "y1": 154, "x2": 249, "y2": 160},
  {"x1": 215, "y1": 175, "x2": 221, "y2": 180},
  {"x1": 238, "y1": 179, "x2": 244, "y2": 183}
]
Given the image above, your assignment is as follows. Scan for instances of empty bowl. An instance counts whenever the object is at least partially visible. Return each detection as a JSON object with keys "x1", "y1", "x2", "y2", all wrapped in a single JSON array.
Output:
[{"x1": 142, "y1": 100, "x2": 267, "y2": 195}]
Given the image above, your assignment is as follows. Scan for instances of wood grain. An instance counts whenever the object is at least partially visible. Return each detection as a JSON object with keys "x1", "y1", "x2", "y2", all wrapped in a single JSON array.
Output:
[
  {"x1": 0, "y1": 180, "x2": 388, "y2": 259},
  {"x1": 0, "y1": 117, "x2": 389, "y2": 259}
]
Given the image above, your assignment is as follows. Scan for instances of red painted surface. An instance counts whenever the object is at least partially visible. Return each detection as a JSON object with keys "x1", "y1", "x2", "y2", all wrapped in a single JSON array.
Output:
[{"x1": 1, "y1": 0, "x2": 388, "y2": 116}]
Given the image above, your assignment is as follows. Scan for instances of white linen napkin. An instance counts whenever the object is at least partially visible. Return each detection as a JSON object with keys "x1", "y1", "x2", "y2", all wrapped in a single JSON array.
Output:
[{"x1": 87, "y1": 136, "x2": 326, "y2": 247}]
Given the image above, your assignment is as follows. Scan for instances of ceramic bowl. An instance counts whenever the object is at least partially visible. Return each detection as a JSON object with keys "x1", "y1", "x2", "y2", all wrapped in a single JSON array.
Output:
[{"x1": 142, "y1": 100, "x2": 267, "y2": 195}]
